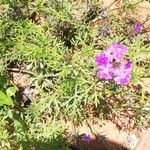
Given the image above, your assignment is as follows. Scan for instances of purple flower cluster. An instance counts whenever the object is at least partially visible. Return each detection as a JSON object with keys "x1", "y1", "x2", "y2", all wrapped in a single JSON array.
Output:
[{"x1": 96, "y1": 43, "x2": 132, "y2": 85}]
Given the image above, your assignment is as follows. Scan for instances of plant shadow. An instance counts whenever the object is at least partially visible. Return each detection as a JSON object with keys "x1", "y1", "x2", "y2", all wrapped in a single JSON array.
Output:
[
  {"x1": 19, "y1": 135, "x2": 70, "y2": 150},
  {"x1": 70, "y1": 133, "x2": 129, "y2": 150},
  {"x1": 19, "y1": 134, "x2": 129, "y2": 150}
]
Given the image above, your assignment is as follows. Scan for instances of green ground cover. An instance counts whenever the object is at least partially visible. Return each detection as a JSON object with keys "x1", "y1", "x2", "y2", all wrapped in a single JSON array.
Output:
[{"x1": 0, "y1": 0, "x2": 149, "y2": 149}]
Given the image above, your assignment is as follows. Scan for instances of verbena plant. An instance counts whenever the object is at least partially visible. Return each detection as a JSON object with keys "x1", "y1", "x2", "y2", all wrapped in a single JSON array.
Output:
[{"x1": 0, "y1": 0, "x2": 149, "y2": 149}]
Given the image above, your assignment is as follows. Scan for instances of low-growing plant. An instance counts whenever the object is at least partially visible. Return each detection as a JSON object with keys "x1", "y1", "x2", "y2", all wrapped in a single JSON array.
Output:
[{"x1": 0, "y1": 0, "x2": 150, "y2": 149}]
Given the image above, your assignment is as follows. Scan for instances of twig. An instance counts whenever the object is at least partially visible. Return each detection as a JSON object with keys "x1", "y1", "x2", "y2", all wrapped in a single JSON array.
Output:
[
  {"x1": 7, "y1": 68, "x2": 35, "y2": 76},
  {"x1": 7, "y1": 68, "x2": 59, "y2": 78}
]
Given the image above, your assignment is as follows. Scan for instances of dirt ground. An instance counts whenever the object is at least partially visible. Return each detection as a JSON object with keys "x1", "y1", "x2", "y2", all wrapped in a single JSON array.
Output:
[{"x1": 66, "y1": 120, "x2": 150, "y2": 150}]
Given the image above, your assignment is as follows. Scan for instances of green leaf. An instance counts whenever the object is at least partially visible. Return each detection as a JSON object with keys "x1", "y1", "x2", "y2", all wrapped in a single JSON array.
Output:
[
  {"x1": 7, "y1": 109, "x2": 13, "y2": 119},
  {"x1": 6, "y1": 86, "x2": 17, "y2": 97},
  {"x1": 0, "y1": 91, "x2": 14, "y2": 106},
  {"x1": 0, "y1": 75, "x2": 7, "y2": 89}
]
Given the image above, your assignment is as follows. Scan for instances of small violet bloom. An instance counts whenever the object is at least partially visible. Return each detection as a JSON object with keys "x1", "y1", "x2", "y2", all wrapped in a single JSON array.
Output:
[
  {"x1": 105, "y1": 43, "x2": 128, "y2": 61},
  {"x1": 113, "y1": 67, "x2": 131, "y2": 85},
  {"x1": 124, "y1": 61, "x2": 132, "y2": 69},
  {"x1": 95, "y1": 53, "x2": 109, "y2": 67},
  {"x1": 83, "y1": 134, "x2": 92, "y2": 142},
  {"x1": 97, "y1": 63, "x2": 113, "y2": 80},
  {"x1": 134, "y1": 23, "x2": 142, "y2": 33}
]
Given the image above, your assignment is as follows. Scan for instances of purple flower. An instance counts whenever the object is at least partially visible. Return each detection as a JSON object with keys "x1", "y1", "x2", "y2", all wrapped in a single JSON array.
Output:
[
  {"x1": 113, "y1": 65, "x2": 132, "y2": 85},
  {"x1": 97, "y1": 63, "x2": 113, "y2": 80},
  {"x1": 134, "y1": 23, "x2": 142, "y2": 33},
  {"x1": 124, "y1": 61, "x2": 132, "y2": 69},
  {"x1": 114, "y1": 76, "x2": 131, "y2": 85},
  {"x1": 95, "y1": 53, "x2": 109, "y2": 67},
  {"x1": 82, "y1": 134, "x2": 92, "y2": 142},
  {"x1": 105, "y1": 43, "x2": 128, "y2": 61},
  {"x1": 114, "y1": 73, "x2": 131, "y2": 85}
]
